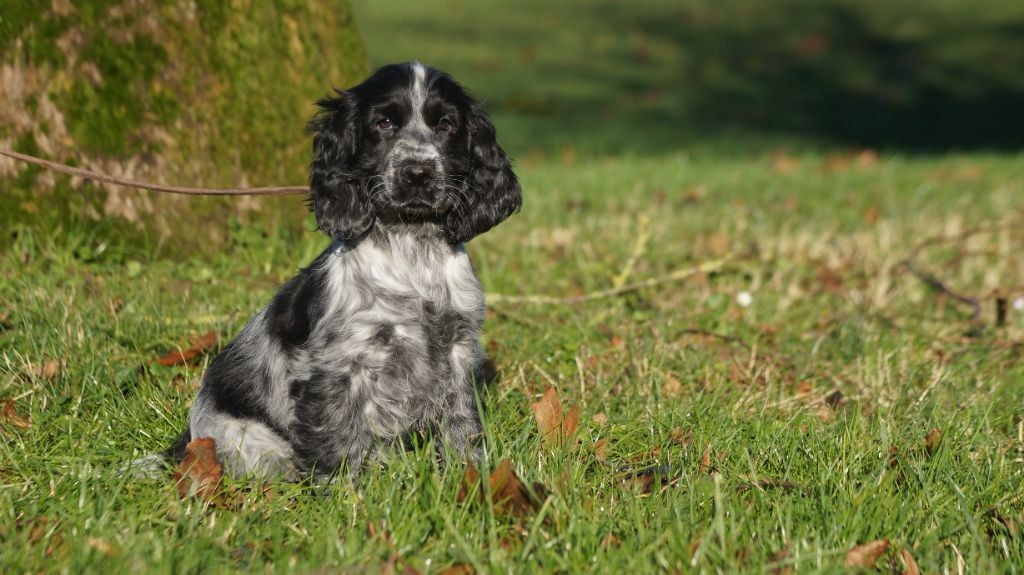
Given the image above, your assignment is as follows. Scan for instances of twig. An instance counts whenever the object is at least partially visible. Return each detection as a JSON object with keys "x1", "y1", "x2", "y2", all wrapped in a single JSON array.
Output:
[
  {"x1": 488, "y1": 256, "x2": 730, "y2": 305},
  {"x1": 612, "y1": 213, "x2": 650, "y2": 289},
  {"x1": 900, "y1": 260, "x2": 982, "y2": 321},
  {"x1": 893, "y1": 219, "x2": 1022, "y2": 322},
  {"x1": 1, "y1": 149, "x2": 308, "y2": 196}
]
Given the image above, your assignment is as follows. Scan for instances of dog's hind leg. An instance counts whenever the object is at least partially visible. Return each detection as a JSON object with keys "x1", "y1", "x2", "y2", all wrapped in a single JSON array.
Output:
[{"x1": 189, "y1": 396, "x2": 297, "y2": 481}]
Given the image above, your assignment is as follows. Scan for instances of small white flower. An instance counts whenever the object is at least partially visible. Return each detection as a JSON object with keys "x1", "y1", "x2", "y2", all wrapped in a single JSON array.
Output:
[
  {"x1": 737, "y1": 291, "x2": 753, "y2": 307},
  {"x1": 1014, "y1": 296, "x2": 1024, "y2": 311}
]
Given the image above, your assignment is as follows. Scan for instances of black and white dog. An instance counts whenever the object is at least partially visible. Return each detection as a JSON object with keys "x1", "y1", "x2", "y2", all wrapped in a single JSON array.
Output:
[{"x1": 167, "y1": 62, "x2": 521, "y2": 482}]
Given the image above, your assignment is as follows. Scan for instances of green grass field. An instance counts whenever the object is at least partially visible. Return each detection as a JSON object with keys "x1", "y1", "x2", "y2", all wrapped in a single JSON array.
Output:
[{"x1": 2, "y1": 1, "x2": 1023, "y2": 573}]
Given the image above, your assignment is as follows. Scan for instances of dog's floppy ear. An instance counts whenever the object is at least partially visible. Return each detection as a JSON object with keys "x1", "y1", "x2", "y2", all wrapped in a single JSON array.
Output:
[
  {"x1": 445, "y1": 101, "x2": 522, "y2": 244},
  {"x1": 307, "y1": 92, "x2": 373, "y2": 241}
]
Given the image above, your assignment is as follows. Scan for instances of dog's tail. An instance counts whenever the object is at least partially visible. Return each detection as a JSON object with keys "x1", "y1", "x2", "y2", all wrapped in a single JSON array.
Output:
[{"x1": 121, "y1": 427, "x2": 191, "y2": 477}]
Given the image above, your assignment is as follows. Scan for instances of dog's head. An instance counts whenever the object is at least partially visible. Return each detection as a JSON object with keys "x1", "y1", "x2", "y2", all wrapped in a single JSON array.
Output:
[{"x1": 307, "y1": 62, "x2": 521, "y2": 244}]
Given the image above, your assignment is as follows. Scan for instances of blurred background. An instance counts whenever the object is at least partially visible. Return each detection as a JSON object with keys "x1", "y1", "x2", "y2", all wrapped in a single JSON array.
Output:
[
  {"x1": 2, "y1": 0, "x2": 1023, "y2": 252},
  {"x1": 354, "y1": 0, "x2": 1024, "y2": 157}
]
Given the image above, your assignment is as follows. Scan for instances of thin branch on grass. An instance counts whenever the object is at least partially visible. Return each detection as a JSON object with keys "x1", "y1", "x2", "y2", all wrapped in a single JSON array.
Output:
[
  {"x1": 488, "y1": 256, "x2": 730, "y2": 305},
  {"x1": 893, "y1": 219, "x2": 1022, "y2": 322}
]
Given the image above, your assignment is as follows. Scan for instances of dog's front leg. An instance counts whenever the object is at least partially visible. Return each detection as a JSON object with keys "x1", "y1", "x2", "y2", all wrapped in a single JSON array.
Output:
[{"x1": 437, "y1": 345, "x2": 484, "y2": 464}]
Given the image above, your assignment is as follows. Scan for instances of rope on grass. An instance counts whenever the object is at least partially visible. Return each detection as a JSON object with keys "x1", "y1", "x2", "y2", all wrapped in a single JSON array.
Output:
[{"x1": 0, "y1": 149, "x2": 308, "y2": 196}]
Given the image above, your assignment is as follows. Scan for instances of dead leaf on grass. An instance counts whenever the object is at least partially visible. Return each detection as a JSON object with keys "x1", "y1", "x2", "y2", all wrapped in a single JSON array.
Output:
[
  {"x1": 899, "y1": 548, "x2": 921, "y2": 575},
  {"x1": 662, "y1": 376, "x2": 683, "y2": 398},
  {"x1": 924, "y1": 428, "x2": 942, "y2": 456},
  {"x1": 459, "y1": 459, "x2": 545, "y2": 518},
  {"x1": 86, "y1": 536, "x2": 117, "y2": 557},
  {"x1": 173, "y1": 437, "x2": 223, "y2": 500},
  {"x1": 155, "y1": 331, "x2": 217, "y2": 367},
  {"x1": 438, "y1": 564, "x2": 474, "y2": 575},
  {"x1": 588, "y1": 438, "x2": 608, "y2": 461},
  {"x1": 670, "y1": 427, "x2": 692, "y2": 446},
  {"x1": 699, "y1": 445, "x2": 713, "y2": 474},
  {"x1": 489, "y1": 459, "x2": 544, "y2": 517},
  {"x1": 844, "y1": 539, "x2": 889, "y2": 568},
  {"x1": 591, "y1": 412, "x2": 608, "y2": 427},
  {"x1": 531, "y1": 387, "x2": 579, "y2": 449},
  {"x1": 601, "y1": 532, "x2": 622, "y2": 549},
  {"x1": 2, "y1": 398, "x2": 32, "y2": 429}
]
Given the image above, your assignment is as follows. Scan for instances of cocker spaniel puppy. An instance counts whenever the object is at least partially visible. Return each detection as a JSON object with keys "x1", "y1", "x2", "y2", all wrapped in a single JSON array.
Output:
[{"x1": 166, "y1": 62, "x2": 521, "y2": 482}]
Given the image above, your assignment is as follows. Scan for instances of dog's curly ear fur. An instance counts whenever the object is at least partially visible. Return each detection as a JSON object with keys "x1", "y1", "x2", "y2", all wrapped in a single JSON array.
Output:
[
  {"x1": 308, "y1": 92, "x2": 373, "y2": 241},
  {"x1": 445, "y1": 101, "x2": 522, "y2": 244}
]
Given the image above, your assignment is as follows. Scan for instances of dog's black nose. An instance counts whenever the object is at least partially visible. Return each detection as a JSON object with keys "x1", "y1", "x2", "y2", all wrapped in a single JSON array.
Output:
[{"x1": 401, "y1": 163, "x2": 435, "y2": 187}]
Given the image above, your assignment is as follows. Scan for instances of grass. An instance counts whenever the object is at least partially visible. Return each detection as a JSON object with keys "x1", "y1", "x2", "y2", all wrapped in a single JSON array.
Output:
[{"x1": 2, "y1": 0, "x2": 1024, "y2": 572}]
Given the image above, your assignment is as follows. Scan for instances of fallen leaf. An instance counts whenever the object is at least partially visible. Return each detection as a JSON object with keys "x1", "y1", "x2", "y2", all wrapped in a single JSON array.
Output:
[
  {"x1": 670, "y1": 427, "x2": 692, "y2": 446},
  {"x1": 438, "y1": 565, "x2": 474, "y2": 575},
  {"x1": 2, "y1": 398, "x2": 32, "y2": 429},
  {"x1": 610, "y1": 335, "x2": 627, "y2": 349},
  {"x1": 458, "y1": 459, "x2": 544, "y2": 518},
  {"x1": 924, "y1": 428, "x2": 942, "y2": 456},
  {"x1": 771, "y1": 153, "x2": 801, "y2": 174},
  {"x1": 86, "y1": 536, "x2": 117, "y2": 557},
  {"x1": 591, "y1": 412, "x2": 608, "y2": 427},
  {"x1": 769, "y1": 542, "x2": 792, "y2": 575},
  {"x1": 863, "y1": 206, "x2": 880, "y2": 224},
  {"x1": 856, "y1": 149, "x2": 878, "y2": 167},
  {"x1": 155, "y1": 331, "x2": 218, "y2": 367},
  {"x1": 488, "y1": 459, "x2": 543, "y2": 517},
  {"x1": 699, "y1": 445, "x2": 713, "y2": 474},
  {"x1": 899, "y1": 548, "x2": 921, "y2": 575},
  {"x1": 601, "y1": 532, "x2": 621, "y2": 549},
  {"x1": 35, "y1": 359, "x2": 60, "y2": 380},
  {"x1": 662, "y1": 376, "x2": 683, "y2": 398},
  {"x1": 531, "y1": 387, "x2": 579, "y2": 449},
  {"x1": 844, "y1": 539, "x2": 889, "y2": 568},
  {"x1": 456, "y1": 464, "x2": 481, "y2": 503},
  {"x1": 706, "y1": 232, "x2": 730, "y2": 257},
  {"x1": 824, "y1": 390, "x2": 846, "y2": 410},
  {"x1": 795, "y1": 381, "x2": 813, "y2": 395},
  {"x1": 589, "y1": 438, "x2": 608, "y2": 460},
  {"x1": 173, "y1": 437, "x2": 223, "y2": 500}
]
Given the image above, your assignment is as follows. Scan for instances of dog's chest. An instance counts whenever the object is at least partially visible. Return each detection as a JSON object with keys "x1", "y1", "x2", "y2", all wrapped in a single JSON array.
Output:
[{"x1": 316, "y1": 238, "x2": 484, "y2": 436}]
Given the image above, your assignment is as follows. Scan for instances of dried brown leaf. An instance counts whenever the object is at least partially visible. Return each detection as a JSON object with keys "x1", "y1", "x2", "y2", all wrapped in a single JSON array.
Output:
[
  {"x1": 438, "y1": 565, "x2": 474, "y2": 575},
  {"x1": 531, "y1": 387, "x2": 578, "y2": 449},
  {"x1": 706, "y1": 232, "x2": 730, "y2": 257},
  {"x1": 924, "y1": 428, "x2": 942, "y2": 456},
  {"x1": 155, "y1": 331, "x2": 218, "y2": 367},
  {"x1": 592, "y1": 412, "x2": 608, "y2": 427},
  {"x1": 601, "y1": 532, "x2": 621, "y2": 549},
  {"x1": 670, "y1": 427, "x2": 692, "y2": 446},
  {"x1": 36, "y1": 359, "x2": 61, "y2": 380},
  {"x1": 844, "y1": 539, "x2": 889, "y2": 568},
  {"x1": 699, "y1": 445, "x2": 712, "y2": 474},
  {"x1": 2, "y1": 398, "x2": 32, "y2": 429},
  {"x1": 86, "y1": 536, "x2": 117, "y2": 557},
  {"x1": 589, "y1": 438, "x2": 608, "y2": 461},
  {"x1": 488, "y1": 459, "x2": 540, "y2": 517},
  {"x1": 456, "y1": 463, "x2": 481, "y2": 503},
  {"x1": 899, "y1": 548, "x2": 921, "y2": 575},
  {"x1": 173, "y1": 437, "x2": 223, "y2": 500},
  {"x1": 662, "y1": 376, "x2": 683, "y2": 398}
]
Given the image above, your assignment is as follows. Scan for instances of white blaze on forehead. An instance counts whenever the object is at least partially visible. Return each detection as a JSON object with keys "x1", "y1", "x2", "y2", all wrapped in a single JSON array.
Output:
[
  {"x1": 398, "y1": 61, "x2": 439, "y2": 163},
  {"x1": 411, "y1": 62, "x2": 427, "y2": 110}
]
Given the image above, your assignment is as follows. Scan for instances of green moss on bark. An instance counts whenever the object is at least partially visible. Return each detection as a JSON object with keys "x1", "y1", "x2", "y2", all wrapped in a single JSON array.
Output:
[{"x1": 1, "y1": 0, "x2": 369, "y2": 255}]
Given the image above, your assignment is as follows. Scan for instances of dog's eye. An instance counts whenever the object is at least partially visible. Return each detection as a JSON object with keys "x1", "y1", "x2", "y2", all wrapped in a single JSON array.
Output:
[
  {"x1": 376, "y1": 117, "x2": 394, "y2": 131},
  {"x1": 436, "y1": 117, "x2": 454, "y2": 132}
]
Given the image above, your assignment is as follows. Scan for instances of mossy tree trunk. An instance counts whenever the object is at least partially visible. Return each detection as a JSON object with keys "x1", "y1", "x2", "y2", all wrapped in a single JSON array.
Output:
[{"x1": 0, "y1": 0, "x2": 368, "y2": 253}]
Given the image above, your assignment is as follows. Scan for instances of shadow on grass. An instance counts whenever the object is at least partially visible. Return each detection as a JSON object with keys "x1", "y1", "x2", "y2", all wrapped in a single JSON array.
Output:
[{"x1": 355, "y1": 0, "x2": 1024, "y2": 154}]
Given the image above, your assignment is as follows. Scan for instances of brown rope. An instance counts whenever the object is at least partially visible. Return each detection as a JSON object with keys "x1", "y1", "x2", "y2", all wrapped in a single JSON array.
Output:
[{"x1": 0, "y1": 149, "x2": 309, "y2": 196}]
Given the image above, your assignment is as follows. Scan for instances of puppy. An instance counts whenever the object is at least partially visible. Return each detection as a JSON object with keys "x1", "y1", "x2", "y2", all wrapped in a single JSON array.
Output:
[{"x1": 166, "y1": 62, "x2": 521, "y2": 482}]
